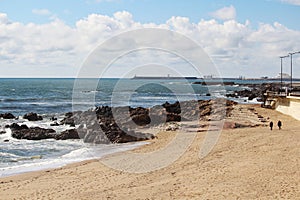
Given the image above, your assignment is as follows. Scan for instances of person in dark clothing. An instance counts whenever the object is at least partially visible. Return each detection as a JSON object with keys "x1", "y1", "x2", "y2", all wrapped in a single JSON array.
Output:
[
  {"x1": 269, "y1": 121, "x2": 273, "y2": 130},
  {"x1": 277, "y1": 120, "x2": 282, "y2": 130}
]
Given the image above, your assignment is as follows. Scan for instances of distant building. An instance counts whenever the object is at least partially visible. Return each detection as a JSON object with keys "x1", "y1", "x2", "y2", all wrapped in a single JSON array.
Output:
[
  {"x1": 260, "y1": 76, "x2": 268, "y2": 79},
  {"x1": 203, "y1": 75, "x2": 214, "y2": 79},
  {"x1": 276, "y1": 73, "x2": 291, "y2": 79}
]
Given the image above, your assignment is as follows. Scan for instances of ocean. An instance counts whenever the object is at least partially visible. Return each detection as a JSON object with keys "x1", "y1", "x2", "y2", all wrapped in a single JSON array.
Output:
[{"x1": 0, "y1": 78, "x2": 263, "y2": 177}]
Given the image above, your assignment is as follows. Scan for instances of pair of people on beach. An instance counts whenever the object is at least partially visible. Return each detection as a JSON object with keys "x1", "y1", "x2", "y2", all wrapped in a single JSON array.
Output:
[{"x1": 269, "y1": 120, "x2": 282, "y2": 130}]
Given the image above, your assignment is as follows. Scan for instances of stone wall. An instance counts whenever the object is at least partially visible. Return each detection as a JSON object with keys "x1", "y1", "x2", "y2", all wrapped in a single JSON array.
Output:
[{"x1": 276, "y1": 96, "x2": 300, "y2": 121}]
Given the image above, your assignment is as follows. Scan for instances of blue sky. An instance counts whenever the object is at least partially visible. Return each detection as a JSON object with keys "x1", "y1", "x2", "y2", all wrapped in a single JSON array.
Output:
[
  {"x1": 2, "y1": 0, "x2": 300, "y2": 29},
  {"x1": 1, "y1": 0, "x2": 300, "y2": 78}
]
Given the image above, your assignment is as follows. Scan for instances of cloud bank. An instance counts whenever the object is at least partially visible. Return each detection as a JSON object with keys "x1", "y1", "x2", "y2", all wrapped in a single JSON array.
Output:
[{"x1": 0, "y1": 10, "x2": 300, "y2": 78}]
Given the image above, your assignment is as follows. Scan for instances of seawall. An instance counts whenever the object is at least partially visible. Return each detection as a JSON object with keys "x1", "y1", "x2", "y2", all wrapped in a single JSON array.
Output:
[{"x1": 275, "y1": 96, "x2": 300, "y2": 121}]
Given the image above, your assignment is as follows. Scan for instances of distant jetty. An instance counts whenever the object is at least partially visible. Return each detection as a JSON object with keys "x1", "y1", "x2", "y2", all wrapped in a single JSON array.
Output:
[
  {"x1": 132, "y1": 75, "x2": 198, "y2": 80},
  {"x1": 193, "y1": 81, "x2": 235, "y2": 86}
]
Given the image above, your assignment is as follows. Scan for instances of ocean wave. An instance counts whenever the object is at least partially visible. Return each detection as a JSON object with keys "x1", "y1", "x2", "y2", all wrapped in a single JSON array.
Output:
[
  {"x1": 0, "y1": 152, "x2": 22, "y2": 158},
  {"x1": 0, "y1": 142, "x2": 147, "y2": 178}
]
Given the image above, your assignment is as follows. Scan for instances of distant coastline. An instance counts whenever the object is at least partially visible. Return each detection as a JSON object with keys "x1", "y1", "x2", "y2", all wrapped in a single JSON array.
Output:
[{"x1": 131, "y1": 75, "x2": 198, "y2": 80}]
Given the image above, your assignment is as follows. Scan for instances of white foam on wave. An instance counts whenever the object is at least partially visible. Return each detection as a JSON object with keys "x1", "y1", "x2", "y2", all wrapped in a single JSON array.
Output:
[
  {"x1": 0, "y1": 141, "x2": 148, "y2": 178},
  {"x1": 0, "y1": 129, "x2": 15, "y2": 141},
  {"x1": 230, "y1": 97, "x2": 263, "y2": 105}
]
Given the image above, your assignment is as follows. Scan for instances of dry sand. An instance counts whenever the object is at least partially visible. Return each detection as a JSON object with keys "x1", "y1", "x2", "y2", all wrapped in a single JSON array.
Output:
[{"x1": 0, "y1": 104, "x2": 299, "y2": 199}]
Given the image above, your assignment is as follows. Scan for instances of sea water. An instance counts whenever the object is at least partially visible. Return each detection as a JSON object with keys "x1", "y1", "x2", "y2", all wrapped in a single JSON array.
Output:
[{"x1": 0, "y1": 78, "x2": 261, "y2": 177}]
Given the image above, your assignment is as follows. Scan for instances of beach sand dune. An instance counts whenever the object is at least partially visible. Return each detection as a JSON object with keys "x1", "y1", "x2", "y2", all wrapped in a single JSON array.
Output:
[{"x1": 0, "y1": 105, "x2": 299, "y2": 199}]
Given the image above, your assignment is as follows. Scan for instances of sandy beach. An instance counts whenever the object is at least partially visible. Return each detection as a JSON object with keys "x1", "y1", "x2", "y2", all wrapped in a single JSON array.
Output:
[{"x1": 0, "y1": 104, "x2": 299, "y2": 199}]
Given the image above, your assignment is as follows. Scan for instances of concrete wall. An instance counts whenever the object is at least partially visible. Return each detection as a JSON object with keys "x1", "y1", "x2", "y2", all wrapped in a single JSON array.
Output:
[{"x1": 276, "y1": 96, "x2": 300, "y2": 121}]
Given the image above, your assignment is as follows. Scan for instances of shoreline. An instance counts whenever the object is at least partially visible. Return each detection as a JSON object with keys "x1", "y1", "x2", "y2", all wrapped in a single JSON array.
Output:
[
  {"x1": 0, "y1": 137, "x2": 150, "y2": 178},
  {"x1": 0, "y1": 99, "x2": 254, "y2": 178},
  {"x1": 1, "y1": 104, "x2": 299, "y2": 199}
]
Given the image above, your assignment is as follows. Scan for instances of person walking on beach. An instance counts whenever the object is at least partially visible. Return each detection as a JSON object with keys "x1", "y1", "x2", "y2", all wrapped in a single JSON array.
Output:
[
  {"x1": 277, "y1": 120, "x2": 282, "y2": 130},
  {"x1": 269, "y1": 121, "x2": 273, "y2": 130}
]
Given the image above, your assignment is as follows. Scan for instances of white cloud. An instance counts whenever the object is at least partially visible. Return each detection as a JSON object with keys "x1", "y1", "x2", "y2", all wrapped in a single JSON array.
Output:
[
  {"x1": 0, "y1": 13, "x2": 9, "y2": 24},
  {"x1": 32, "y1": 9, "x2": 52, "y2": 16},
  {"x1": 280, "y1": 0, "x2": 300, "y2": 6},
  {"x1": 0, "y1": 11, "x2": 300, "y2": 78},
  {"x1": 210, "y1": 5, "x2": 236, "y2": 21}
]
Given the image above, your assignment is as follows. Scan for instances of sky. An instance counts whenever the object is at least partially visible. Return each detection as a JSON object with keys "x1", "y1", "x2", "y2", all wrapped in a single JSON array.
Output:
[{"x1": 1, "y1": 0, "x2": 300, "y2": 78}]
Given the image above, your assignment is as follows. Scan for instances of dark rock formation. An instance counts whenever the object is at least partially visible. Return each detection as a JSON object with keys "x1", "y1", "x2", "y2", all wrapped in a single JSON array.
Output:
[
  {"x1": 9, "y1": 123, "x2": 29, "y2": 130},
  {"x1": 129, "y1": 107, "x2": 150, "y2": 126},
  {"x1": 50, "y1": 122, "x2": 59, "y2": 126},
  {"x1": 8, "y1": 98, "x2": 237, "y2": 143},
  {"x1": 226, "y1": 83, "x2": 284, "y2": 102},
  {"x1": 57, "y1": 106, "x2": 156, "y2": 144},
  {"x1": 54, "y1": 129, "x2": 80, "y2": 140},
  {"x1": 162, "y1": 101, "x2": 181, "y2": 114},
  {"x1": 0, "y1": 113, "x2": 15, "y2": 119},
  {"x1": 60, "y1": 117, "x2": 75, "y2": 127},
  {"x1": 10, "y1": 123, "x2": 55, "y2": 140},
  {"x1": 9, "y1": 123, "x2": 80, "y2": 141},
  {"x1": 50, "y1": 116, "x2": 57, "y2": 121},
  {"x1": 23, "y1": 112, "x2": 43, "y2": 121}
]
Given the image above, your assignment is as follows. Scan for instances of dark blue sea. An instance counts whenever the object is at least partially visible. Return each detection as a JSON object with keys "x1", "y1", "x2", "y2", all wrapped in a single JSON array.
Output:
[
  {"x1": 0, "y1": 78, "x2": 264, "y2": 177},
  {"x1": 0, "y1": 78, "x2": 262, "y2": 115}
]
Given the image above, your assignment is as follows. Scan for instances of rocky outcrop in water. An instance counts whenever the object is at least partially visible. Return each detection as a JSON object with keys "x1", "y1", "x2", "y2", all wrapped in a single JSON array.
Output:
[
  {"x1": 54, "y1": 129, "x2": 80, "y2": 140},
  {"x1": 225, "y1": 83, "x2": 283, "y2": 102},
  {"x1": 23, "y1": 112, "x2": 43, "y2": 121},
  {"x1": 5, "y1": 98, "x2": 237, "y2": 143},
  {"x1": 69, "y1": 107, "x2": 155, "y2": 144},
  {"x1": 9, "y1": 123, "x2": 80, "y2": 141},
  {"x1": 10, "y1": 123, "x2": 55, "y2": 140},
  {"x1": 0, "y1": 113, "x2": 16, "y2": 119}
]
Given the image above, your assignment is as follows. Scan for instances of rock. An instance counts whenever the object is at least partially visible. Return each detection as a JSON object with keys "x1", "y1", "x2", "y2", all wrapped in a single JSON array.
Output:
[
  {"x1": 149, "y1": 106, "x2": 167, "y2": 124},
  {"x1": 223, "y1": 121, "x2": 255, "y2": 129},
  {"x1": 199, "y1": 100, "x2": 212, "y2": 109},
  {"x1": 3, "y1": 139, "x2": 9, "y2": 142},
  {"x1": 59, "y1": 117, "x2": 75, "y2": 127},
  {"x1": 260, "y1": 118, "x2": 267, "y2": 122},
  {"x1": 50, "y1": 122, "x2": 59, "y2": 126},
  {"x1": 83, "y1": 130, "x2": 109, "y2": 144},
  {"x1": 113, "y1": 130, "x2": 155, "y2": 143},
  {"x1": 50, "y1": 116, "x2": 57, "y2": 121},
  {"x1": 200, "y1": 107, "x2": 211, "y2": 117},
  {"x1": 58, "y1": 111, "x2": 84, "y2": 127},
  {"x1": 166, "y1": 113, "x2": 181, "y2": 122},
  {"x1": 54, "y1": 129, "x2": 80, "y2": 140},
  {"x1": 180, "y1": 100, "x2": 199, "y2": 121},
  {"x1": 131, "y1": 114, "x2": 151, "y2": 126},
  {"x1": 23, "y1": 112, "x2": 43, "y2": 121},
  {"x1": 47, "y1": 99, "x2": 238, "y2": 144},
  {"x1": 166, "y1": 123, "x2": 179, "y2": 131},
  {"x1": 64, "y1": 112, "x2": 73, "y2": 118},
  {"x1": 11, "y1": 126, "x2": 55, "y2": 140},
  {"x1": 9, "y1": 123, "x2": 29, "y2": 130},
  {"x1": 223, "y1": 121, "x2": 237, "y2": 129},
  {"x1": 162, "y1": 101, "x2": 181, "y2": 114},
  {"x1": 0, "y1": 113, "x2": 15, "y2": 119}
]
